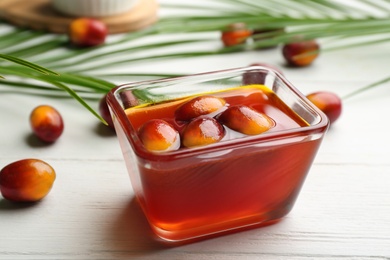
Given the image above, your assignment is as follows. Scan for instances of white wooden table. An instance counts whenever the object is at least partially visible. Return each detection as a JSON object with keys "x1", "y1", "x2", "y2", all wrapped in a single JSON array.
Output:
[{"x1": 1, "y1": 7, "x2": 390, "y2": 260}]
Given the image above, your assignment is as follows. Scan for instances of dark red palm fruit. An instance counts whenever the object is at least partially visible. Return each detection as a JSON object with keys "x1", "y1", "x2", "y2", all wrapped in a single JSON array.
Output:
[
  {"x1": 30, "y1": 105, "x2": 64, "y2": 143},
  {"x1": 119, "y1": 91, "x2": 139, "y2": 109},
  {"x1": 0, "y1": 159, "x2": 56, "y2": 202},
  {"x1": 221, "y1": 23, "x2": 252, "y2": 47},
  {"x1": 175, "y1": 96, "x2": 226, "y2": 121},
  {"x1": 182, "y1": 116, "x2": 225, "y2": 148},
  {"x1": 306, "y1": 91, "x2": 342, "y2": 124},
  {"x1": 101, "y1": 91, "x2": 140, "y2": 129},
  {"x1": 69, "y1": 18, "x2": 107, "y2": 47},
  {"x1": 138, "y1": 119, "x2": 180, "y2": 152},
  {"x1": 282, "y1": 39, "x2": 320, "y2": 67},
  {"x1": 218, "y1": 105, "x2": 274, "y2": 135},
  {"x1": 252, "y1": 27, "x2": 285, "y2": 49}
]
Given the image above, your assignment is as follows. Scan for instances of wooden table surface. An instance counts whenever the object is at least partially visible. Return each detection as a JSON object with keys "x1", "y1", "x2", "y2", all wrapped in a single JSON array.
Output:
[{"x1": 1, "y1": 2, "x2": 390, "y2": 260}]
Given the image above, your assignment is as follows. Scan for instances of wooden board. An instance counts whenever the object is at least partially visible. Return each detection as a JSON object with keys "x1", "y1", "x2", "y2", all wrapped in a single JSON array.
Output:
[{"x1": 0, "y1": 0, "x2": 159, "y2": 34}]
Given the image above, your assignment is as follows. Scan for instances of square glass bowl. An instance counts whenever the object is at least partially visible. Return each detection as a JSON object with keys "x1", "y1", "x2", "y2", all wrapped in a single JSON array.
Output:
[{"x1": 106, "y1": 66, "x2": 329, "y2": 243}]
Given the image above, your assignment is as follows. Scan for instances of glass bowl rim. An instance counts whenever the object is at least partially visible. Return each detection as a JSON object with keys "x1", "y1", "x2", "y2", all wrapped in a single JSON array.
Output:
[{"x1": 106, "y1": 65, "x2": 329, "y2": 159}]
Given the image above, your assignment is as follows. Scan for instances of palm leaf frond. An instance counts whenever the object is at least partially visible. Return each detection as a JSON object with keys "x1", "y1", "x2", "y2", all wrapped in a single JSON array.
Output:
[
  {"x1": 0, "y1": 53, "x2": 59, "y2": 76},
  {"x1": 1, "y1": 0, "x2": 389, "y2": 121}
]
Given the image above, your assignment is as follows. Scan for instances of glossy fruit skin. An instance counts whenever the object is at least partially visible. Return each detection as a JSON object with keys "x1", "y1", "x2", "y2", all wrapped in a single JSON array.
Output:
[
  {"x1": 138, "y1": 119, "x2": 180, "y2": 152},
  {"x1": 182, "y1": 116, "x2": 225, "y2": 148},
  {"x1": 218, "y1": 105, "x2": 274, "y2": 135},
  {"x1": 30, "y1": 105, "x2": 64, "y2": 143},
  {"x1": 221, "y1": 23, "x2": 252, "y2": 47},
  {"x1": 282, "y1": 39, "x2": 319, "y2": 67},
  {"x1": 306, "y1": 91, "x2": 342, "y2": 124},
  {"x1": 99, "y1": 94, "x2": 114, "y2": 128},
  {"x1": 242, "y1": 63, "x2": 284, "y2": 85},
  {"x1": 0, "y1": 159, "x2": 56, "y2": 202},
  {"x1": 175, "y1": 96, "x2": 226, "y2": 121},
  {"x1": 69, "y1": 18, "x2": 107, "y2": 47}
]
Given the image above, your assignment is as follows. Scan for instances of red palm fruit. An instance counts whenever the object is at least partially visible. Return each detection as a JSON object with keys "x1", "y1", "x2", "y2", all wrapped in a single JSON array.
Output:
[
  {"x1": 119, "y1": 91, "x2": 139, "y2": 109},
  {"x1": 221, "y1": 23, "x2": 252, "y2": 47},
  {"x1": 306, "y1": 91, "x2": 342, "y2": 124},
  {"x1": 30, "y1": 105, "x2": 64, "y2": 143},
  {"x1": 175, "y1": 96, "x2": 226, "y2": 121},
  {"x1": 0, "y1": 159, "x2": 56, "y2": 202},
  {"x1": 69, "y1": 18, "x2": 107, "y2": 47},
  {"x1": 252, "y1": 27, "x2": 285, "y2": 49},
  {"x1": 282, "y1": 39, "x2": 320, "y2": 67},
  {"x1": 218, "y1": 105, "x2": 274, "y2": 135},
  {"x1": 138, "y1": 119, "x2": 180, "y2": 152},
  {"x1": 182, "y1": 116, "x2": 225, "y2": 148}
]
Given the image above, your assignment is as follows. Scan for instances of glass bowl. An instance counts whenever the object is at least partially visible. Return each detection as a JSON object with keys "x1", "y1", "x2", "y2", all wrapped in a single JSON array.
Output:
[{"x1": 106, "y1": 66, "x2": 329, "y2": 243}]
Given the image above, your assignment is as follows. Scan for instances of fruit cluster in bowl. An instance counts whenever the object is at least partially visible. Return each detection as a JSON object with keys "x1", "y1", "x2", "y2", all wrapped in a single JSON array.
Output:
[
  {"x1": 106, "y1": 66, "x2": 329, "y2": 242},
  {"x1": 130, "y1": 85, "x2": 308, "y2": 153}
]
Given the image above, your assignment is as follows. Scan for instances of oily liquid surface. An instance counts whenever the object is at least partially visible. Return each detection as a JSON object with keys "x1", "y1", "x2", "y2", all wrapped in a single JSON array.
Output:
[
  {"x1": 126, "y1": 85, "x2": 308, "y2": 139},
  {"x1": 125, "y1": 85, "x2": 318, "y2": 241}
]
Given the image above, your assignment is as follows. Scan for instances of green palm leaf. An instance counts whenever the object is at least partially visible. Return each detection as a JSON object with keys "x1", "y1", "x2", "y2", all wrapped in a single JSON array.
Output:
[
  {"x1": 0, "y1": 0, "x2": 389, "y2": 121},
  {"x1": 0, "y1": 53, "x2": 58, "y2": 76}
]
